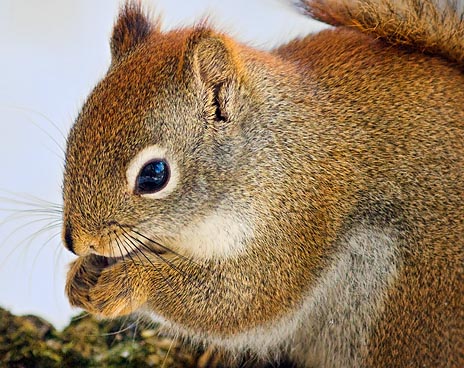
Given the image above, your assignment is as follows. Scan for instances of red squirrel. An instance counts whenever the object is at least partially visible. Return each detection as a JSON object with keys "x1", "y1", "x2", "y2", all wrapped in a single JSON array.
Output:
[{"x1": 63, "y1": 1, "x2": 463, "y2": 366}]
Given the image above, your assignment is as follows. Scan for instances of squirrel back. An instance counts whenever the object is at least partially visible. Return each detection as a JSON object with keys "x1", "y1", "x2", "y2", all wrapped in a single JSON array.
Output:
[{"x1": 63, "y1": 1, "x2": 463, "y2": 367}]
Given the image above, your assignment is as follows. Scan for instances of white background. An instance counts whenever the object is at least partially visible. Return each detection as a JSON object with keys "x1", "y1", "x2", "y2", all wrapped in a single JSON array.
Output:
[{"x1": 0, "y1": 0, "x2": 325, "y2": 329}]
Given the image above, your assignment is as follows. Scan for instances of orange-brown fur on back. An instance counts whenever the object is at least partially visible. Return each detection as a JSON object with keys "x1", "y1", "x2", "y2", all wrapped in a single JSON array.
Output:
[
  {"x1": 275, "y1": 25, "x2": 464, "y2": 366},
  {"x1": 63, "y1": 1, "x2": 463, "y2": 367}
]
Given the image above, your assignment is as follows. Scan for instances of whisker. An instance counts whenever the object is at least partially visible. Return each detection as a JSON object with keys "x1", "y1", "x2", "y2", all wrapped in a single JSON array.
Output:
[
  {"x1": 0, "y1": 104, "x2": 68, "y2": 141},
  {"x1": 126, "y1": 230, "x2": 258, "y2": 306},
  {"x1": 0, "y1": 105, "x2": 67, "y2": 158},
  {"x1": 125, "y1": 230, "x2": 207, "y2": 290},
  {"x1": 113, "y1": 233, "x2": 126, "y2": 266},
  {"x1": 123, "y1": 231, "x2": 237, "y2": 308},
  {"x1": 0, "y1": 194, "x2": 62, "y2": 233},
  {"x1": 28, "y1": 232, "x2": 62, "y2": 291},
  {"x1": 128, "y1": 229, "x2": 234, "y2": 287},
  {"x1": 70, "y1": 312, "x2": 91, "y2": 322},
  {"x1": 0, "y1": 220, "x2": 62, "y2": 269},
  {"x1": 131, "y1": 315, "x2": 141, "y2": 346},
  {"x1": 30, "y1": 231, "x2": 62, "y2": 272},
  {"x1": 0, "y1": 204, "x2": 62, "y2": 216},
  {"x1": 116, "y1": 233, "x2": 161, "y2": 332},
  {"x1": 161, "y1": 330, "x2": 178, "y2": 368},
  {"x1": 0, "y1": 197, "x2": 62, "y2": 210},
  {"x1": 1, "y1": 218, "x2": 62, "y2": 247},
  {"x1": 120, "y1": 232, "x2": 175, "y2": 288},
  {"x1": 126, "y1": 231, "x2": 185, "y2": 273},
  {"x1": 98, "y1": 231, "x2": 141, "y2": 350},
  {"x1": 0, "y1": 208, "x2": 61, "y2": 217},
  {"x1": 0, "y1": 213, "x2": 61, "y2": 229},
  {"x1": 130, "y1": 229, "x2": 205, "y2": 270},
  {"x1": 53, "y1": 239, "x2": 68, "y2": 291},
  {"x1": 113, "y1": 232, "x2": 135, "y2": 316},
  {"x1": 110, "y1": 225, "x2": 256, "y2": 311},
  {"x1": 99, "y1": 320, "x2": 139, "y2": 337},
  {"x1": 21, "y1": 115, "x2": 65, "y2": 160},
  {"x1": 120, "y1": 230, "x2": 193, "y2": 306},
  {"x1": 0, "y1": 190, "x2": 63, "y2": 209}
]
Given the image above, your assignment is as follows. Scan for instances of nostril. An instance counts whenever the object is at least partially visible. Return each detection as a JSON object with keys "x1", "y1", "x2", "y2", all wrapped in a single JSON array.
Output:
[{"x1": 64, "y1": 222, "x2": 76, "y2": 255}]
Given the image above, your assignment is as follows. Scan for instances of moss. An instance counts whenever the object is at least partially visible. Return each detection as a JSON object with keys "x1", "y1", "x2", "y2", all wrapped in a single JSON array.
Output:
[
  {"x1": 0, "y1": 308, "x2": 198, "y2": 367},
  {"x1": 0, "y1": 307, "x2": 295, "y2": 367}
]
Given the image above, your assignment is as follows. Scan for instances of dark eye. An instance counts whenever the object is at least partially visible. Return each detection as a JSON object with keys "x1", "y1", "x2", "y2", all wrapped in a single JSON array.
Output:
[{"x1": 135, "y1": 160, "x2": 170, "y2": 194}]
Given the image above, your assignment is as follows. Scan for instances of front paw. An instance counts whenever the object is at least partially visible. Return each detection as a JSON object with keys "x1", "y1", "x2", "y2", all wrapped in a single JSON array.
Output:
[
  {"x1": 65, "y1": 254, "x2": 109, "y2": 312},
  {"x1": 88, "y1": 260, "x2": 149, "y2": 317},
  {"x1": 66, "y1": 255, "x2": 149, "y2": 318}
]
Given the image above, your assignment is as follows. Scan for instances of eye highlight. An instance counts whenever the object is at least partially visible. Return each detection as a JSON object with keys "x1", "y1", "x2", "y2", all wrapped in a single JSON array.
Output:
[{"x1": 135, "y1": 160, "x2": 170, "y2": 194}]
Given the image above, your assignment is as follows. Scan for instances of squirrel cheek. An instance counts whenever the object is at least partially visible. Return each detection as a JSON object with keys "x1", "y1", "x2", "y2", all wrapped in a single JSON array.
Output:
[{"x1": 175, "y1": 211, "x2": 254, "y2": 260}]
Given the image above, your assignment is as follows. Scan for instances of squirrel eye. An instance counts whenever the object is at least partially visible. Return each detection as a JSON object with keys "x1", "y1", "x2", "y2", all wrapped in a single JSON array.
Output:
[{"x1": 135, "y1": 160, "x2": 170, "y2": 194}]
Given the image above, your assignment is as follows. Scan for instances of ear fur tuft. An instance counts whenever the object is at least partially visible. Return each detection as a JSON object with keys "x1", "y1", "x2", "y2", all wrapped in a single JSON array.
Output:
[{"x1": 110, "y1": 1, "x2": 157, "y2": 62}]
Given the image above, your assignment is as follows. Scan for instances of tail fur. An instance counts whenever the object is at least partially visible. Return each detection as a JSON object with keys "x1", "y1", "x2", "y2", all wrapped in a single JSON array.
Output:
[{"x1": 296, "y1": 0, "x2": 464, "y2": 65}]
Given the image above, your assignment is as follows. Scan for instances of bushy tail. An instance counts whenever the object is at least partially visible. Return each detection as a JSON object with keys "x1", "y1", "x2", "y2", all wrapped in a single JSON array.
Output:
[{"x1": 296, "y1": 0, "x2": 464, "y2": 65}]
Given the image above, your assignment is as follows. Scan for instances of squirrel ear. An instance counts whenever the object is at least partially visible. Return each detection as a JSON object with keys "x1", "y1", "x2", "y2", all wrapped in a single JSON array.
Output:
[
  {"x1": 110, "y1": 2, "x2": 156, "y2": 62},
  {"x1": 189, "y1": 29, "x2": 241, "y2": 86},
  {"x1": 186, "y1": 29, "x2": 244, "y2": 122}
]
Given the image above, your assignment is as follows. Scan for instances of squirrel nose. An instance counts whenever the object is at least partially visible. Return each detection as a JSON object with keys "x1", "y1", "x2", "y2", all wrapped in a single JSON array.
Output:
[{"x1": 63, "y1": 222, "x2": 76, "y2": 255}]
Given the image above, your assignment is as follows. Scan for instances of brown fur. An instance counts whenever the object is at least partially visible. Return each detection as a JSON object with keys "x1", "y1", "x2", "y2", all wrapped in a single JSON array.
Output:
[
  {"x1": 63, "y1": 1, "x2": 463, "y2": 367},
  {"x1": 298, "y1": 0, "x2": 464, "y2": 64}
]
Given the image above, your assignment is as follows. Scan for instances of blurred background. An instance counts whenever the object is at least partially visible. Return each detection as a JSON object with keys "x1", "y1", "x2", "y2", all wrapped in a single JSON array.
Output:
[{"x1": 0, "y1": 0, "x2": 325, "y2": 329}]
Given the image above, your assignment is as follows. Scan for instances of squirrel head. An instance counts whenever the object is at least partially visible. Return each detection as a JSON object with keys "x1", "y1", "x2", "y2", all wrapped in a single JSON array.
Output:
[
  {"x1": 63, "y1": 2, "x2": 325, "y2": 339},
  {"x1": 62, "y1": 2, "x2": 279, "y2": 261}
]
